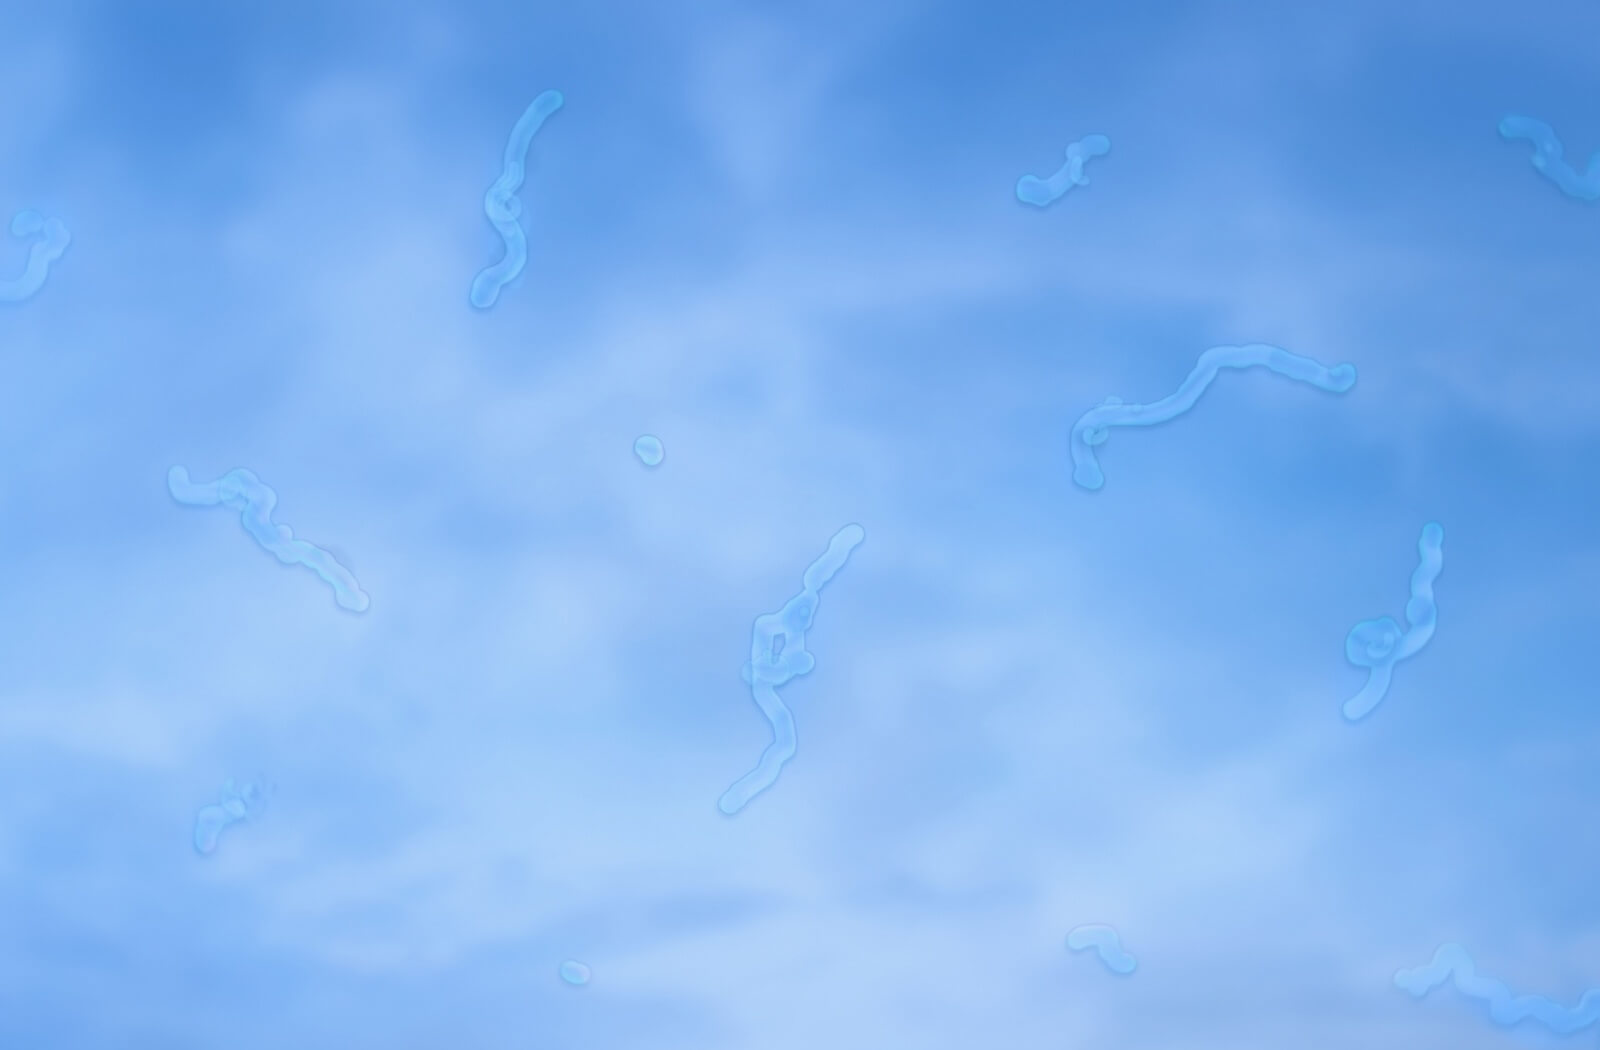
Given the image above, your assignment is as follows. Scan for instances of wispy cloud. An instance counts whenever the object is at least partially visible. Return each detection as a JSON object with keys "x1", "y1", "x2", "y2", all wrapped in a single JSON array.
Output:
[{"x1": 2, "y1": 0, "x2": 1599, "y2": 1047}]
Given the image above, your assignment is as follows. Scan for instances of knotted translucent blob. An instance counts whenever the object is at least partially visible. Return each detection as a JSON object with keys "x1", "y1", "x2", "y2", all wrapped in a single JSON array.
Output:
[
  {"x1": 718, "y1": 524, "x2": 865, "y2": 815},
  {"x1": 1341, "y1": 522, "x2": 1443, "y2": 722},
  {"x1": 558, "y1": 960, "x2": 592, "y2": 986},
  {"x1": 471, "y1": 89, "x2": 564, "y2": 309}
]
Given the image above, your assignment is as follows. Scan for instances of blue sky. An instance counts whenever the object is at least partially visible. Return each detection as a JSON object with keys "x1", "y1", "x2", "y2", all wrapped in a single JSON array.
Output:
[{"x1": 1, "y1": 0, "x2": 1598, "y2": 1046}]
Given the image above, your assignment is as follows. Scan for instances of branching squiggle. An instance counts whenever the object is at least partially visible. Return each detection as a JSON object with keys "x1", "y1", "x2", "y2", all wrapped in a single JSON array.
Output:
[
  {"x1": 1342, "y1": 522, "x2": 1443, "y2": 722},
  {"x1": 471, "y1": 90, "x2": 564, "y2": 310},
  {"x1": 718, "y1": 524, "x2": 865, "y2": 816},
  {"x1": 1498, "y1": 115, "x2": 1600, "y2": 201},
  {"x1": 1069, "y1": 343, "x2": 1357, "y2": 491},
  {"x1": 168, "y1": 466, "x2": 370, "y2": 613},
  {"x1": 1017, "y1": 134, "x2": 1111, "y2": 208},
  {"x1": 1396, "y1": 943, "x2": 1600, "y2": 1034},
  {"x1": 0, "y1": 209, "x2": 70, "y2": 302}
]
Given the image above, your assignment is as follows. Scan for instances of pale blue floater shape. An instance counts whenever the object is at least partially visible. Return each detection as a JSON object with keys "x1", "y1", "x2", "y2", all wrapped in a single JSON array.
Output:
[
  {"x1": 1342, "y1": 522, "x2": 1444, "y2": 722},
  {"x1": 634, "y1": 434, "x2": 664, "y2": 467},
  {"x1": 1069, "y1": 343, "x2": 1357, "y2": 491},
  {"x1": 193, "y1": 778, "x2": 271, "y2": 856},
  {"x1": 718, "y1": 524, "x2": 865, "y2": 816},
  {"x1": 1066, "y1": 924, "x2": 1137, "y2": 976},
  {"x1": 0, "y1": 209, "x2": 70, "y2": 302},
  {"x1": 1498, "y1": 115, "x2": 1600, "y2": 202},
  {"x1": 168, "y1": 466, "x2": 371, "y2": 613},
  {"x1": 1395, "y1": 943, "x2": 1600, "y2": 1034},
  {"x1": 1017, "y1": 134, "x2": 1111, "y2": 207},
  {"x1": 471, "y1": 89, "x2": 564, "y2": 309},
  {"x1": 558, "y1": 960, "x2": 592, "y2": 986}
]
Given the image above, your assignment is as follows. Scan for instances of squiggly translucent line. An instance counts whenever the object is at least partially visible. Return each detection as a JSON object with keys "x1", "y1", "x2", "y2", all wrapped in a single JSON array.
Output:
[
  {"x1": 1395, "y1": 943, "x2": 1600, "y2": 1034},
  {"x1": 1499, "y1": 115, "x2": 1600, "y2": 202},
  {"x1": 193, "y1": 778, "x2": 271, "y2": 856},
  {"x1": 1342, "y1": 521, "x2": 1443, "y2": 722},
  {"x1": 0, "y1": 209, "x2": 70, "y2": 302},
  {"x1": 1066, "y1": 924, "x2": 1137, "y2": 976},
  {"x1": 1068, "y1": 343, "x2": 1357, "y2": 491},
  {"x1": 168, "y1": 466, "x2": 371, "y2": 613},
  {"x1": 470, "y1": 89, "x2": 564, "y2": 310},
  {"x1": 1017, "y1": 134, "x2": 1111, "y2": 208},
  {"x1": 718, "y1": 524, "x2": 865, "y2": 816}
]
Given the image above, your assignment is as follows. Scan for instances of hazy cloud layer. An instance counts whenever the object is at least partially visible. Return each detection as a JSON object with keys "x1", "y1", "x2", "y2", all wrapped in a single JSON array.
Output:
[{"x1": 0, "y1": 0, "x2": 1597, "y2": 1047}]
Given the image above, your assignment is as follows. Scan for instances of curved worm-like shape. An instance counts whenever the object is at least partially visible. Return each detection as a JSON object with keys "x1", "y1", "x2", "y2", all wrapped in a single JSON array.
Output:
[
  {"x1": 1066, "y1": 924, "x2": 1138, "y2": 976},
  {"x1": 1342, "y1": 522, "x2": 1444, "y2": 722},
  {"x1": 1498, "y1": 115, "x2": 1600, "y2": 202},
  {"x1": 470, "y1": 89, "x2": 564, "y2": 310},
  {"x1": 168, "y1": 466, "x2": 370, "y2": 613},
  {"x1": 193, "y1": 778, "x2": 270, "y2": 856},
  {"x1": 1396, "y1": 943, "x2": 1600, "y2": 1034},
  {"x1": 1068, "y1": 343, "x2": 1357, "y2": 491},
  {"x1": 718, "y1": 524, "x2": 865, "y2": 816},
  {"x1": 1017, "y1": 134, "x2": 1111, "y2": 208},
  {"x1": 0, "y1": 209, "x2": 70, "y2": 302}
]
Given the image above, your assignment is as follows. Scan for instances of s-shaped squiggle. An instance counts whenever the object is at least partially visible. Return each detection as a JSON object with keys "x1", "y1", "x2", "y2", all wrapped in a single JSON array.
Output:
[
  {"x1": 0, "y1": 209, "x2": 70, "y2": 302},
  {"x1": 168, "y1": 466, "x2": 371, "y2": 613},
  {"x1": 470, "y1": 90, "x2": 564, "y2": 310},
  {"x1": 1068, "y1": 343, "x2": 1357, "y2": 491},
  {"x1": 1341, "y1": 522, "x2": 1443, "y2": 722},
  {"x1": 1396, "y1": 943, "x2": 1600, "y2": 1034},
  {"x1": 1498, "y1": 115, "x2": 1600, "y2": 202},
  {"x1": 718, "y1": 524, "x2": 865, "y2": 816},
  {"x1": 1017, "y1": 134, "x2": 1111, "y2": 208}
]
